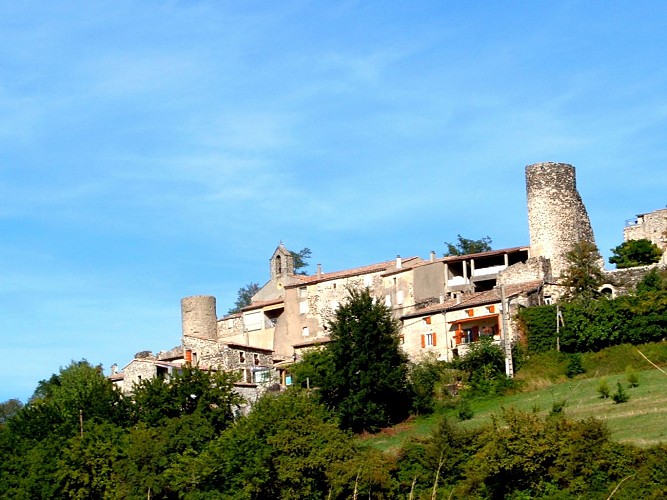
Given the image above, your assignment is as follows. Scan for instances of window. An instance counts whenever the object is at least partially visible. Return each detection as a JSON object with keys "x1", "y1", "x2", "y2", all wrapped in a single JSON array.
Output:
[
  {"x1": 298, "y1": 286, "x2": 307, "y2": 298},
  {"x1": 396, "y1": 290, "x2": 404, "y2": 305},
  {"x1": 299, "y1": 300, "x2": 308, "y2": 314},
  {"x1": 191, "y1": 352, "x2": 198, "y2": 365},
  {"x1": 239, "y1": 351, "x2": 245, "y2": 364},
  {"x1": 302, "y1": 326, "x2": 310, "y2": 337},
  {"x1": 244, "y1": 311, "x2": 263, "y2": 331},
  {"x1": 461, "y1": 328, "x2": 477, "y2": 344},
  {"x1": 254, "y1": 353, "x2": 260, "y2": 365},
  {"x1": 421, "y1": 332, "x2": 437, "y2": 348},
  {"x1": 385, "y1": 294, "x2": 392, "y2": 307},
  {"x1": 275, "y1": 255, "x2": 282, "y2": 275},
  {"x1": 254, "y1": 369, "x2": 271, "y2": 383}
]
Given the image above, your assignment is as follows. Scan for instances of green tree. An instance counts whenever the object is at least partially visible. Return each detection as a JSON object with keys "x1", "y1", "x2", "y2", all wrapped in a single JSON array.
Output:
[
  {"x1": 9, "y1": 360, "x2": 127, "y2": 441},
  {"x1": 318, "y1": 287, "x2": 411, "y2": 433},
  {"x1": 444, "y1": 234, "x2": 492, "y2": 256},
  {"x1": 132, "y1": 365, "x2": 242, "y2": 433},
  {"x1": 228, "y1": 281, "x2": 261, "y2": 314},
  {"x1": 0, "y1": 399, "x2": 22, "y2": 425},
  {"x1": 291, "y1": 347, "x2": 334, "y2": 389},
  {"x1": 171, "y1": 389, "x2": 355, "y2": 498},
  {"x1": 451, "y1": 337, "x2": 508, "y2": 395},
  {"x1": 408, "y1": 354, "x2": 444, "y2": 414},
  {"x1": 609, "y1": 238, "x2": 663, "y2": 268},
  {"x1": 560, "y1": 240, "x2": 605, "y2": 302},
  {"x1": 290, "y1": 247, "x2": 312, "y2": 275},
  {"x1": 636, "y1": 267, "x2": 667, "y2": 293}
]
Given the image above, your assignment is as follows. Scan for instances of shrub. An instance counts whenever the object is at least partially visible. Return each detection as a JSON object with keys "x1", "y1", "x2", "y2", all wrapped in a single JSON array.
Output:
[
  {"x1": 457, "y1": 399, "x2": 474, "y2": 421},
  {"x1": 565, "y1": 353, "x2": 585, "y2": 378},
  {"x1": 408, "y1": 355, "x2": 443, "y2": 414},
  {"x1": 597, "y1": 379, "x2": 610, "y2": 399},
  {"x1": 626, "y1": 366, "x2": 640, "y2": 388},
  {"x1": 550, "y1": 399, "x2": 567, "y2": 416},
  {"x1": 611, "y1": 382, "x2": 630, "y2": 404}
]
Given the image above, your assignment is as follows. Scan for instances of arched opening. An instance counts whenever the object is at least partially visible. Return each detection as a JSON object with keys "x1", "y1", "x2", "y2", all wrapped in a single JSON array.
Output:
[{"x1": 275, "y1": 255, "x2": 282, "y2": 275}]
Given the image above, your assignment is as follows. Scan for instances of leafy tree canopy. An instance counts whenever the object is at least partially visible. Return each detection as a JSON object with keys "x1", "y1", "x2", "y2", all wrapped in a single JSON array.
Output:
[
  {"x1": 560, "y1": 240, "x2": 605, "y2": 303},
  {"x1": 0, "y1": 399, "x2": 23, "y2": 425},
  {"x1": 290, "y1": 246, "x2": 312, "y2": 275},
  {"x1": 228, "y1": 281, "x2": 260, "y2": 314},
  {"x1": 636, "y1": 267, "x2": 667, "y2": 293},
  {"x1": 609, "y1": 238, "x2": 663, "y2": 269},
  {"x1": 315, "y1": 287, "x2": 411, "y2": 433},
  {"x1": 444, "y1": 234, "x2": 492, "y2": 256},
  {"x1": 9, "y1": 360, "x2": 127, "y2": 440},
  {"x1": 131, "y1": 365, "x2": 242, "y2": 433}
]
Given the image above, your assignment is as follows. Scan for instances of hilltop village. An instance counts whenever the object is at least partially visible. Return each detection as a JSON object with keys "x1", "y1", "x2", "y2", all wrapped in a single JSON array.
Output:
[{"x1": 110, "y1": 162, "x2": 667, "y2": 405}]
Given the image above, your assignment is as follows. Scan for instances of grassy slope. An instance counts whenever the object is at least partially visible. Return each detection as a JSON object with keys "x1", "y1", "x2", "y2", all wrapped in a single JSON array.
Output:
[{"x1": 365, "y1": 342, "x2": 667, "y2": 452}]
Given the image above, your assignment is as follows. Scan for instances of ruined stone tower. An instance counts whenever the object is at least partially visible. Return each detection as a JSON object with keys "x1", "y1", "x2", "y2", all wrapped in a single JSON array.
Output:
[
  {"x1": 181, "y1": 295, "x2": 218, "y2": 340},
  {"x1": 526, "y1": 162, "x2": 598, "y2": 280}
]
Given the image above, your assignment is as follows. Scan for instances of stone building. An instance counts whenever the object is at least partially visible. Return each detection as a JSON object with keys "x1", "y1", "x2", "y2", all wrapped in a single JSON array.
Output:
[
  {"x1": 111, "y1": 161, "x2": 661, "y2": 395},
  {"x1": 623, "y1": 207, "x2": 667, "y2": 265},
  {"x1": 400, "y1": 280, "x2": 543, "y2": 362}
]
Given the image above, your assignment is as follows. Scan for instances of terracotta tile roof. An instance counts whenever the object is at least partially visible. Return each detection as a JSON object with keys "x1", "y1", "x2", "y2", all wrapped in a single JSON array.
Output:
[
  {"x1": 401, "y1": 280, "x2": 543, "y2": 319},
  {"x1": 292, "y1": 336, "x2": 332, "y2": 349},
  {"x1": 241, "y1": 298, "x2": 284, "y2": 312},
  {"x1": 285, "y1": 256, "x2": 423, "y2": 288},
  {"x1": 223, "y1": 342, "x2": 274, "y2": 353},
  {"x1": 219, "y1": 312, "x2": 242, "y2": 320}
]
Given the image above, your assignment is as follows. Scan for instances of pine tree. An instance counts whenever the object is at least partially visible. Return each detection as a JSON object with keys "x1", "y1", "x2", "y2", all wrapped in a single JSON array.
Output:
[{"x1": 319, "y1": 287, "x2": 410, "y2": 433}]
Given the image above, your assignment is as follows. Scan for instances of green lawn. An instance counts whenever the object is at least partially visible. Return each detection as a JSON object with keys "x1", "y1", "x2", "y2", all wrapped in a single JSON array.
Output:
[{"x1": 365, "y1": 345, "x2": 667, "y2": 452}]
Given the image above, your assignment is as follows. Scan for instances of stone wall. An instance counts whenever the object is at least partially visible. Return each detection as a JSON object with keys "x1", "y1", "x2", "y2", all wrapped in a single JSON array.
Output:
[
  {"x1": 603, "y1": 264, "x2": 660, "y2": 295},
  {"x1": 120, "y1": 357, "x2": 157, "y2": 393},
  {"x1": 497, "y1": 257, "x2": 550, "y2": 286},
  {"x1": 526, "y1": 162, "x2": 600, "y2": 280},
  {"x1": 217, "y1": 315, "x2": 245, "y2": 342}
]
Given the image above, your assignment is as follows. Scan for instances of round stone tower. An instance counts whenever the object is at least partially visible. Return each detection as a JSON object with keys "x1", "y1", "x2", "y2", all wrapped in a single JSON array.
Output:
[
  {"x1": 181, "y1": 295, "x2": 218, "y2": 340},
  {"x1": 526, "y1": 162, "x2": 599, "y2": 280}
]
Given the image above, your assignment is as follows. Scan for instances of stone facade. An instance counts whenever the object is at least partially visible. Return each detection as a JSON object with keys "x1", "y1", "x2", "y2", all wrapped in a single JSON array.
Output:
[
  {"x1": 623, "y1": 208, "x2": 667, "y2": 265},
  {"x1": 276, "y1": 257, "x2": 421, "y2": 359},
  {"x1": 400, "y1": 281, "x2": 542, "y2": 362}
]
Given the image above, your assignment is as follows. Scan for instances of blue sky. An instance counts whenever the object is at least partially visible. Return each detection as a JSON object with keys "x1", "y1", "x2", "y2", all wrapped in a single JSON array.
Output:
[{"x1": 1, "y1": 1, "x2": 666, "y2": 402}]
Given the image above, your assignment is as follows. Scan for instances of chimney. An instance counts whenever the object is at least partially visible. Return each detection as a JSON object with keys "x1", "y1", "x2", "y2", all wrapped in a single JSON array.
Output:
[
  {"x1": 110, "y1": 364, "x2": 117, "y2": 376},
  {"x1": 396, "y1": 255, "x2": 402, "y2": 269},
  {"x1": 430, "y1": 250, "x2": 436, "y2": 262},
  {"x1": 317, "y1": 263, "x2": 322, "y2": 278},
  {"x1": 439, "y1": 294, "x2": 444, "y2": 304}
]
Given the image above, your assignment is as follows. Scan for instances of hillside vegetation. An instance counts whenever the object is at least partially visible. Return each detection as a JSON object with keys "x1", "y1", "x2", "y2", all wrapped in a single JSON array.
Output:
[{"x1": 366, "y1": 341, "x2": 667, "y2": 453}]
